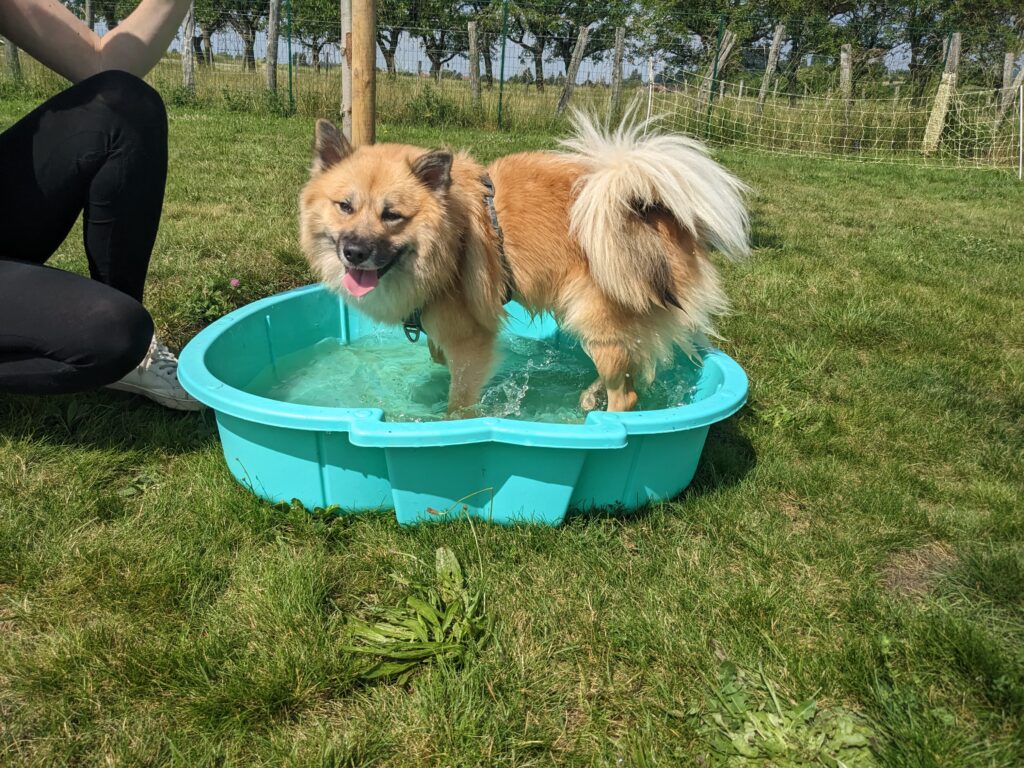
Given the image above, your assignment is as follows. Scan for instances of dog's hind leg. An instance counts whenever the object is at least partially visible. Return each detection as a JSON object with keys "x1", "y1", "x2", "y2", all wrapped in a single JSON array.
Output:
[{"x1": 586, "y1": 341, "x2": 638, "y2": 412}]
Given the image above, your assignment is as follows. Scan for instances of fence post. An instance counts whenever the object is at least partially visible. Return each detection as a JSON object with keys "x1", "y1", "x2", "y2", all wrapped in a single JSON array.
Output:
[
  {"x1": 645, "y1": 56, "x2": 654, "y2": 127},
  {"x1": 266, "y1": 0, "x2": 280, "y2": 92},
  {"x1": 995, "y1": 50, "x2": 1024, "y2": 129},
  {"x1": 497, "y1": 0, "x2": 510, "y2": 129},
  {"x1": 922, "y1": 31, "x2": 960, "y2": 156},
  {"x1": 1, "y1": 36, "x2": 22, "y2": 82},
  {"x1": 555, "y1": 25, "x2": 589, "y2": 115},
  {"x1": 1018, "y1": 83, "x2": 1022, "y2": 180},
  {"x1": 182, "y1": 1, "x2": 196, "y2": 91},
  {"x1": 85, "y1": 0, "x2": 93, "y2": 29},
  {"x1": 609, "y1": 27, "x2": 624, "y2": 122},
  {"x1": 351, "y1": 0, "x2": 376, "y2": 145},
  {"x1": 468, "y1": 21, "x2": 481, "y2": 111},
  {"x1": 708, "y1": 14, "x2": 725, "y2": 120},
  {"x1": 839, "y1": 43, "x2": 852, "y2": 110},
  {"x1": 756, "y1": 23, "x2": 784, "y2": 116},
  {"x1": 285, "y1": 0, "x2": 294, "y2": 110},
  {"x1": 340, "y1": 0, "x2": 353, "y2": 139}
]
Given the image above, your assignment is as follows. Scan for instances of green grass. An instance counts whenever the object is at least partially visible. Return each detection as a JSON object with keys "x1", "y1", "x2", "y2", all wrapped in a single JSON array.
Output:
[{"x1": 1, "y1": 97, "x2": 1023, "y2": 766}]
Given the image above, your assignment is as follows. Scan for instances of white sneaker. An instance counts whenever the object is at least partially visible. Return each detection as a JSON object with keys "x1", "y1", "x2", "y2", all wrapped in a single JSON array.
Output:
[{"x1": 106, "y1": 335, "x2": 205, "y2": 411}]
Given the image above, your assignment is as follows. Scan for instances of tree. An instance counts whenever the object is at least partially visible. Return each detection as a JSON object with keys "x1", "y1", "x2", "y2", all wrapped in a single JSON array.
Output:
[
  {"x1": 377, "y1": 0, "x2": 415, "y2": 77},
  {"x1": 548, "y1": 0, "x2": 630, "y2": 78},
  {"x1": 507, "y1": 0, "x2": 570, "y2": 91},
  {"x1": 412, "y1": 0, "x2": 468, "y2": 80},
  {"x1": 292, "y1": 0, "x2": 340, "y2": 72},
  {"x1": 224, "y1": 0, "x2": 270, "y2": 71},
  {"x1": 194, "y1": 0, "x2": 229, "y2": 66}
]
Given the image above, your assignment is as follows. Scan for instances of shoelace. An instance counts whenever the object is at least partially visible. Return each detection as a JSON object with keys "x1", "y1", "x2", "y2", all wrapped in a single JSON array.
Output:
[{"x1": 146, "y1": 338, "x2": 180, "y2": 377}]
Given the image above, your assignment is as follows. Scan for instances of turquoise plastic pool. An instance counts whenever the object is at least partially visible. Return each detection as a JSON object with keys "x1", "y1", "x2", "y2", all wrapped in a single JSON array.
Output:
[{"x1": 177, "y1": 284, "x2": 748, "y2": 525}]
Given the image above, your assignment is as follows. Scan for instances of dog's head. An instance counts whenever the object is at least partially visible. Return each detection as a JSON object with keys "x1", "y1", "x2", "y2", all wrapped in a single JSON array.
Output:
[{"x1": 299, "y1": 120, "x2": 457, "y2": 318}]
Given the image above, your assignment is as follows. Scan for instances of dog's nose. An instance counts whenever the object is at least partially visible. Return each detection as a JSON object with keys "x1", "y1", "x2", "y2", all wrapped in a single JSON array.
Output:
[{"x1": 342, "y1": 242, "x2": 371, "y2": 265}]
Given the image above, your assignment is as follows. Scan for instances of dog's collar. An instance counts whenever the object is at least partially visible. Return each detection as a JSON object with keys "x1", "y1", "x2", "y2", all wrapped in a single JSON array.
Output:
[{"x1": 401, "y1": 174, "x2": 514, "y2": 344}]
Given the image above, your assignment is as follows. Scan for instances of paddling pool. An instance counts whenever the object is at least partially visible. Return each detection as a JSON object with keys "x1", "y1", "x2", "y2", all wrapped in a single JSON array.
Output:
[{"x1": 177, "y1": 284, "x2": 748, "y2": 525}]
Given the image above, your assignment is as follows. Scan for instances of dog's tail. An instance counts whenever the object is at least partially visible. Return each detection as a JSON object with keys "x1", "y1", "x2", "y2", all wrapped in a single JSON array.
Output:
[{"x1": 561, "y1": 109, "x2": 749, "y2": 316}]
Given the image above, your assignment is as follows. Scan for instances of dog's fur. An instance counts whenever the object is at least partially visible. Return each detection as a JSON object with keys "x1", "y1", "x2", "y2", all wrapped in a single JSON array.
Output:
[{"x1": 299, "y1": 112, "x2": 749, "y2": 415}]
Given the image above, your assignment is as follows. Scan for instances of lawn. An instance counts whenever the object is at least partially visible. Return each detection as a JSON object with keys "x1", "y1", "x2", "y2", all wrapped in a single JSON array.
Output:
[{"x1": 1, "y1": 97, "x2": 1022, "y2": 767}]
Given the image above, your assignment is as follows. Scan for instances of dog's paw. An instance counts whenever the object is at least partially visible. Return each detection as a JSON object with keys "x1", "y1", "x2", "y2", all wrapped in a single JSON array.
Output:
[{"x1": 579, "y1": 379, "x2": 607, "y2": 412}]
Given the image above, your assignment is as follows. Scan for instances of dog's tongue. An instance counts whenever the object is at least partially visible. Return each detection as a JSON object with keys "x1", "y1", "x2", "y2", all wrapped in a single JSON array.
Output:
[{"x1": 343, "y1": 268, "x2": 378, "y2": 297}]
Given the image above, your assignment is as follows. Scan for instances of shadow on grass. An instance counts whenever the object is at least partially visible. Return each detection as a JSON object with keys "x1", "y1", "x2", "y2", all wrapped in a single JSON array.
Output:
[
  {"x1": 0, "y1": 389, "x2": 216, "y2": 454},
  {"x1": 566, "y1": 411, "x2": 757, "y2": 524}
]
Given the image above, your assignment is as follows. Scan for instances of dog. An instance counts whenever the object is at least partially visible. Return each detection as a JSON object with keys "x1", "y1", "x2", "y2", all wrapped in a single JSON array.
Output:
[{"x1": 299, "y1": 112, "x2": 749, "y2": 416}]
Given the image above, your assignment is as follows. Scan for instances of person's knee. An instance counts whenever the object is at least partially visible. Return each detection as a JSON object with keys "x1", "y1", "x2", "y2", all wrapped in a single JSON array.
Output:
[{"x1": 82, "y1": 292, "x2": 154, "y2": 386}]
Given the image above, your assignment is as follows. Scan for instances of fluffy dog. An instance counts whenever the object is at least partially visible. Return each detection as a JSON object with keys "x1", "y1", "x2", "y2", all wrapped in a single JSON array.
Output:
[{"x1": 299, "y1": 113, "x2": 749, "y2": 415}]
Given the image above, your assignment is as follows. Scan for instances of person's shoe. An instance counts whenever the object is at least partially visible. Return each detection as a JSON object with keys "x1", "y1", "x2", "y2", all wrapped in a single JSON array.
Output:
[{"x1": 106, "y1": 335, "x2": 205, "y2": 411}]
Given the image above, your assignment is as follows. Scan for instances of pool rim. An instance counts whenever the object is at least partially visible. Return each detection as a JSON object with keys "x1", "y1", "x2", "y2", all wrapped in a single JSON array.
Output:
[{"x1": 178, "y1": 284, "x2": 749, "y2": 450}]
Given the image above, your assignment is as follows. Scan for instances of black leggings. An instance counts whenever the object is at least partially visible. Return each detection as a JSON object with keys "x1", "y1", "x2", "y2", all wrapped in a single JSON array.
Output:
[{"x1": 0, "y1": 70, "x2": 166, "y2": 395}]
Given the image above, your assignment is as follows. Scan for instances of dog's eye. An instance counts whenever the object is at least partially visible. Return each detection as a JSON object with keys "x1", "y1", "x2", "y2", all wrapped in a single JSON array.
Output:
[
  {"x1": 336, "y1": 200, "x2": 354, "y2": 215},
  {"x1": 381, "y1": 209, "x2": 405, "y2": 223}
]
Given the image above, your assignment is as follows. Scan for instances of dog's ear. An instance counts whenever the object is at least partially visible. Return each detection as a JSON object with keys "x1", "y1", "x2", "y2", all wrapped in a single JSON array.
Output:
[
  {"x1": 410, "y1": 150, "x2": 453, "y2": 192},
  {"x1": 311, "y1": 119, "x2": 352, "y2": 175}
]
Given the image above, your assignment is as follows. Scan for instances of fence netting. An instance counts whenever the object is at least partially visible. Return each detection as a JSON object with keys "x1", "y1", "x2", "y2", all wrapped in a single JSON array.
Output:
[{"x1": 1, "y1": 3, "x2": 1021, "y2": 172}]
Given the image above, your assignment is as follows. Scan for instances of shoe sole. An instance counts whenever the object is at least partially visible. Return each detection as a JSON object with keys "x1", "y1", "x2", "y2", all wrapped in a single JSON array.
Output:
[{"x1": 106, "y1": 381, "x2": 206, "y2": 412}]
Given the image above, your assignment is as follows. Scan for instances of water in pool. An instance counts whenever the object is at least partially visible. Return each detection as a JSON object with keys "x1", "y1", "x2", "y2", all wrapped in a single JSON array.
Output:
[{"x1": 244, "y1": 334, "x2": 701, "y2": 423}]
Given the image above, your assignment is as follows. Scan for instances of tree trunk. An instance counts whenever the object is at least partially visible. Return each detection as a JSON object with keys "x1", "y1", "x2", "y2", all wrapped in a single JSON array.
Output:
[
  {"x1": 555, "y1": 25, "x2": 589, "y2": 115},
  {"x1": 482, "y1": 33, "x2": 494, "y2": 89},
  {"x1": 182, "y1": 2, "x2": 196, "y2": 91},
  {"x1": 202, "y1": 28, "x2": 215, "y2": 67},
  {"x1": 266, "y1": 0, "x2": 281, "y2": 91},
  {"x1": 2, "y1": 36, "x2": 22, "y2": 82},
  {"x1": 85, "y1": 0, "x2": 94, "y2": 29},
  {"x1": 312, "y1": 46, "x2": 322, "y2": 73},
  {"x1": 242, "y1": 29, "x2": 256, "y2": 71},
  {"x1": 839, "y1": 43, "x2": 852, "y2": 110},
  {"x1": 531, "y1": 39, "x2": 545, "y2": 92}
]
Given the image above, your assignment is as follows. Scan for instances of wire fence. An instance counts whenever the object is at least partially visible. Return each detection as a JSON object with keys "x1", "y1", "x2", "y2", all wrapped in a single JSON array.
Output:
[{"x1": 1, "y1": 4, "x2": 1022, "y2": 173}]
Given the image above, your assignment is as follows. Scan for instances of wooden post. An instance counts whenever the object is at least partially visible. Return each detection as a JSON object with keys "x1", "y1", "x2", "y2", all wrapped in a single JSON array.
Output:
[
  {"x1": 85, "y1": 0, "x2": 94, "y2": 29},
  {"x1": 756, "y1": 23, "x2": 784, "y2": 116},
  {"x1": 555, "y1": 25, "x2": 589, "y2": 115},
  {"x1": 2, "y1": 36, "x2": 22, "y2": 82},
  {"x1": 351, "y1": 0, "x2": 375, "y2": 146},
  {"x1": 182, "y1": 2, "x2": 196, "y2": 91},
  {"x1": 697, "y1": 27, "x2": 735, "y2": 116},
  {"x1": 339, "y1": 0, "x2": 352, "y2": 140},
  {"x1": 922, "y1": 32, "x2": 960, "y2": 156},
  {"x1": 839, "y1": 43, "x2": 852, "y2": 108},
  {"x1": 737, "y1": 79, "x2": 744, "y2": 99},
  {"x1": 468, "y1": 21, "x2": 481, "y2": 110},
  {"x1": 995, "y1": 61, "x2": 1024, "y2": 128},
  {"x1": 609, "y1": 27, "x2": 624, "y2": 121},
  {"x1": 995, "y1": 51, "x2": 1021, "y2": 127},
  {"x1": 266, "y1": 0, "x2": 281, "y2": 92}
]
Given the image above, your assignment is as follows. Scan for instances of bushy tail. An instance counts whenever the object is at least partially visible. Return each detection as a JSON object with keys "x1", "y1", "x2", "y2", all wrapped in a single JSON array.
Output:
[{"x1": 561, "y1": 108, "x2": 750, "y2": 314}]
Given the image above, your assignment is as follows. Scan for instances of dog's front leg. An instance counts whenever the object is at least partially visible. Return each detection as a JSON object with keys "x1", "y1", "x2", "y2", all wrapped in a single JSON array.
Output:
[{"x1": 442, "y1": 332, "x2": 496, "y2": 417}]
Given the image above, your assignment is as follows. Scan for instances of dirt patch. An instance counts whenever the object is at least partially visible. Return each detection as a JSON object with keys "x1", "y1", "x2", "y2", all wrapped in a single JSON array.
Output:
[{"x1": 880, "y1": 542, "x2": 956, "y2": 598}]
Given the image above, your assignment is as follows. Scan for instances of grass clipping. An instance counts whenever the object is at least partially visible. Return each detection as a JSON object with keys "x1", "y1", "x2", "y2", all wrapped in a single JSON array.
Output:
[
  {"x1": 343, "y1": 547, "x2": 491, "y2": 685},
  {"x1": 696, "y1": 662, "x2": 877, "y2": 767}
]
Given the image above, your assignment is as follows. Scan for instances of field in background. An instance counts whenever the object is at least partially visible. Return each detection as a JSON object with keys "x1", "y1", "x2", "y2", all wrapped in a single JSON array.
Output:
[
  {"x1": 1, "y1": 99, "x2": 1022, "y2": 766},
  {"x1": 3, "y1": 50, "x2": 1021, "y2": 169}
]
